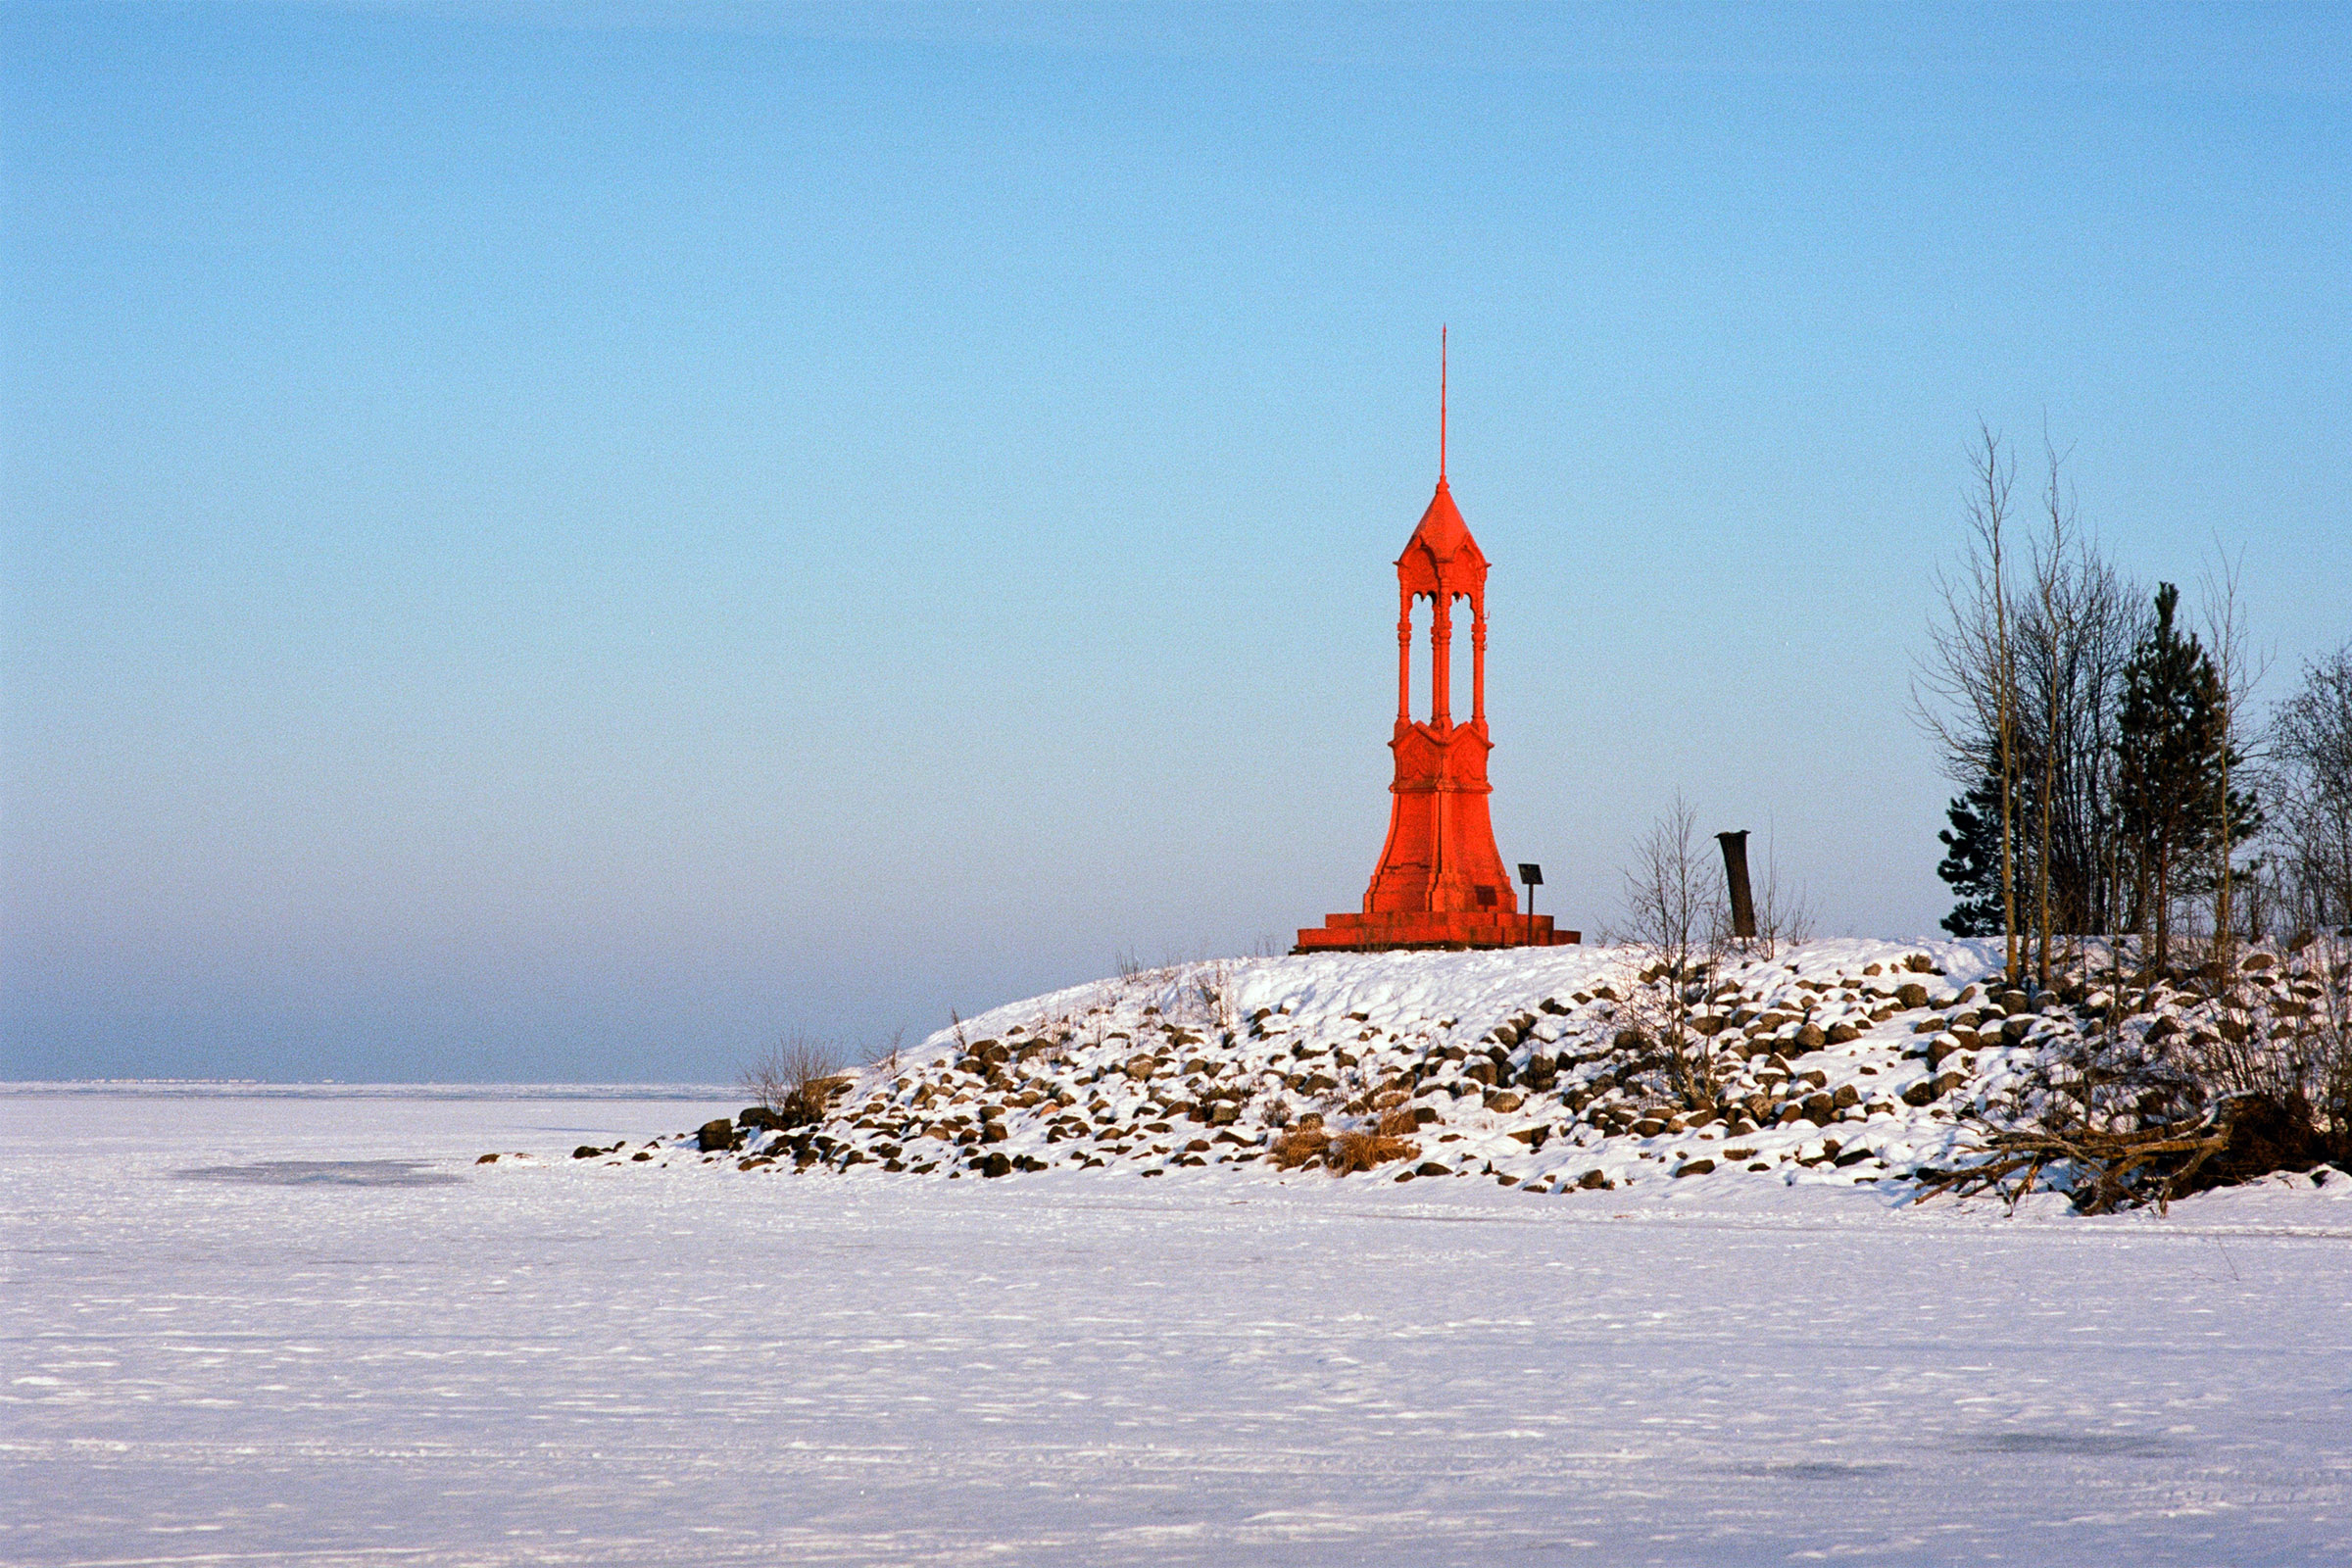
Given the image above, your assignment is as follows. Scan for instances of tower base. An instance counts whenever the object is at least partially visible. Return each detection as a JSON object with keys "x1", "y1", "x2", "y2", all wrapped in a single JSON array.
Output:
[{"x1": 1293, "y1": 911, "x2": 1581, "y2": 954}]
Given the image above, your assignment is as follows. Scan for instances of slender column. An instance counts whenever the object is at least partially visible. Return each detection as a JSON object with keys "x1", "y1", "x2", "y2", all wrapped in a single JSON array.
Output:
[
  {"x1": 1431, "y1": 589, "x2": 1452, "y2": 727},
  {"x1": 1396, "y1": 588, "x2": 1414, "y2": 724},
  {"x1": 1471, "y1": 595, "x2": 1487, "y2": 724}
]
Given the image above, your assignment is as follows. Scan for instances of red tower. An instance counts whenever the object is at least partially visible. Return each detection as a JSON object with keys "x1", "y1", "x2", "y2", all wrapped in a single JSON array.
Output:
[{"x1": 1296, "y1": 340, "x2": 1578, "y2": 953}]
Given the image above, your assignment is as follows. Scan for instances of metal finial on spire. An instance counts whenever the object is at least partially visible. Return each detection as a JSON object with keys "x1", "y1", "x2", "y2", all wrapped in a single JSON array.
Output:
[{"x1": 1440, "y1": 324, "x2": 1447, "y2": 482}]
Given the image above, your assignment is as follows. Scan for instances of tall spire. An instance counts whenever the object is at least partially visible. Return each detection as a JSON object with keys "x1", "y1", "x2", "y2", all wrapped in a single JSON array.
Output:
[{"x1": 1439, "y1": 324, "x2": 1448, "y2": 483}]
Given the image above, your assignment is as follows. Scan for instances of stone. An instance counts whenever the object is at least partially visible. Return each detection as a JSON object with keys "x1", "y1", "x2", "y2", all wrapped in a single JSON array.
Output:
[
  {"x1": 1485, "y1": 1091, "x2": 1524, "y2": 1113},
  {"x1": 1576, "y1": 1169, "x2": 1612, "y2": 1190},
  {"x1": 1801, "y1": 1093, "x2": 1836, "y2": 1124},
  {"x1": 978, "y1": 1152, "x2": 1013, "y2": 1178},
  {"x1": 1674, "y1": 1158, "x2": 1715, "y2": 1177},
  {"x1": 1124, "y1": 1055, "x2": 1158, "y2": 1081},
  {"x1": 1825, "y1": 1022, "x2": 1861, "y2": 1045},
  {"x1": 477, "y1": 1152, "x2": 501, "y2": 1163},
  {"x1": 1209, "y1": 1102, "x2": 1240, "y2": 1126},
  {"x1": 572, "y1": 1145, "x2": 602, "y2": 1160},
  {"x1": 1792, "y1": 1023, "x2": 1827, "y2": 1052},
  {"x1": 1831, "y1": 1084, "x2": 1861, "y2": 1110},
  {"x1": 696, "y1": 1119, "x2": 740, "y2": 1153},
  {"x1": 1415, "y1": 1161, "x2": 1450, "y2": 1178},
  {"x1": 1895, "y1": 982, "x2": 1930, "y2": 1008}
]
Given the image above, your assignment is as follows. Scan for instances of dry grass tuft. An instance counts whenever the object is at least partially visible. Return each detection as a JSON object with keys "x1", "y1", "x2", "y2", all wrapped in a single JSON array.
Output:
[
  {"x1": 1323, "y1": 1108, "x2": 1421, "y2": 1176},
  {"x1": 1269, "y1": 1126, "x2": 1331, "y2": 1170}
]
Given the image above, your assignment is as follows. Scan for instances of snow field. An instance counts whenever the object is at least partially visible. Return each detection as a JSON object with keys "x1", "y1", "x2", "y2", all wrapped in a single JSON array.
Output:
[{"x1": 6, "y1": 1089, "x2": 2351, "y2": 1567}]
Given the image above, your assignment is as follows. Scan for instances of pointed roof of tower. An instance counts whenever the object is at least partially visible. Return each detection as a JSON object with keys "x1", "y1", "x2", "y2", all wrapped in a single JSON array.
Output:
[{"x1": 1404, "y1": 475, "x2": 1477, "y2": 561}]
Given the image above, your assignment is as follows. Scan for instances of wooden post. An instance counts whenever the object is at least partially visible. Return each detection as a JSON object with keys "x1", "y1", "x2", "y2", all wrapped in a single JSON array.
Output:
[{"x1": 1717, "y1": 830, "x2": 1757, "y2": 940}]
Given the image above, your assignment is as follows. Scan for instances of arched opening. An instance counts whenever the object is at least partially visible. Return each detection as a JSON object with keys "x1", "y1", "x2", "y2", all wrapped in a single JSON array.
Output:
[
  {"x1": 1410, "y1": 593, "x2": 1434, "y2": 725},
  {"x1": 1442, "y1": 593, "x2": 1469, "y2": 726}
]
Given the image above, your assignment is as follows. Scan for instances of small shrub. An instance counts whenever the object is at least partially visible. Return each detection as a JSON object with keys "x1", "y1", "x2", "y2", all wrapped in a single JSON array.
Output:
[{"x1": 740, "y1": 1033, "x2": 845, "y2": 1128}]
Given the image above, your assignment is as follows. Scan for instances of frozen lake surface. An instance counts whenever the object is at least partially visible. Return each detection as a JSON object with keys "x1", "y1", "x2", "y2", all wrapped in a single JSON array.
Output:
[{"x1": 6, "y1": 1087, "x2": 2350, "y2": 1566}]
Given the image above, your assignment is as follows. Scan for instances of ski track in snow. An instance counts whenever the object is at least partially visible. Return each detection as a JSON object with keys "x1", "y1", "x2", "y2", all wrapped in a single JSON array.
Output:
[{"x1": 5, "y1": 1090, "x2": 2349, "y2": 1567}]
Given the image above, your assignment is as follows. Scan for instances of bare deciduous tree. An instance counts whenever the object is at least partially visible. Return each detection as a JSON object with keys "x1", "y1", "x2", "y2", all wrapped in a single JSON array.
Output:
[
  {"x1": 2200, "y1": 548, "x2": 2268, "y2": 965},
  {"x1": 1618, "y1": 795, "x2": 1729, "y2": 1110},
  {"x1": 2031, "y1": 440, "x2": 2070, "y2": 986},
  {"x1": 1914, "y1": 424, "x2": 2022, "y2": 979},
  {"x1": 740, "y1": 1033, "x2": 846, "y2": 1126},
  {"x1": 2267, "y1": 640, "x2": 2352, "y2": 934},
  {"x1": 1921, "y1": 431, "x2": 2145, "y2": 968}
]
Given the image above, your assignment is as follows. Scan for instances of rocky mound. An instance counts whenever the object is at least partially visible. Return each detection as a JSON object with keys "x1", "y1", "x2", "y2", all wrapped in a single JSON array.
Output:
[{"x1": 574, "y1": 937, "x2": 2350, "y2": 1199}]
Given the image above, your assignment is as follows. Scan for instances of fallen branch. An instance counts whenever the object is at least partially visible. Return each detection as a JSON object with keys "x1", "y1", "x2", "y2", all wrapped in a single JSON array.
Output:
[{"x1": 1914, "y1": 1101, "x2": 2241, "y2": 1215}]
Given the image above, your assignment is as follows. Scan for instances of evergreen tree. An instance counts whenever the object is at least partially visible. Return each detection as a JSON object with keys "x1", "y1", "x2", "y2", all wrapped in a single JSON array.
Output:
[
  {"x1": 2116, "y1": 583, "x2": 2261, "y2": 967},
  {"x1": 1937, "y1": 773, "x2": 2006, "y2": 937}
]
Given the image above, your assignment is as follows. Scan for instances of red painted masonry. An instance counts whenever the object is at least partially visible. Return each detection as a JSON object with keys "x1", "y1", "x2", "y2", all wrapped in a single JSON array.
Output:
[{"x1": 1296, "y1": 349, "x2": 1578, "y2": 953}]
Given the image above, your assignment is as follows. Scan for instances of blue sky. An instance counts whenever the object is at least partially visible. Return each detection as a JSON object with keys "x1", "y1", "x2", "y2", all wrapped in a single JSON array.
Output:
[{"x1": 5, "y1": 2, "x2": 2347, "y2": 1081}]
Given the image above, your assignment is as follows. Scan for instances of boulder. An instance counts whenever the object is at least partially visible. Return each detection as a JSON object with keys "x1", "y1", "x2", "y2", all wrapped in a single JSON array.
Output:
[
  {"x1": 1674, "y1": 1158, "x2": 1716, "y2": 1178},
  {"x1": 1485, "y1": 1091, "x2": 1525, "y2": 1113},
  {"x1": 696, "y1": 1119, "x2": 741, "y2": 1153},
  {"x1": 978, "y1": 1152, "x2": 1013, "y2": 1178},
  {"x1": 1895, "y1": 982, "x2": 1930, "y2": 1008}
]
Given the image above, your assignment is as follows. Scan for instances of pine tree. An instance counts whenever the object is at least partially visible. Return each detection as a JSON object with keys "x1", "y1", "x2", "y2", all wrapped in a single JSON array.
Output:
[
  {"x1": 1936, "y1": 773, "x2": 2006, "y2": 937},
  {"x1": 2116, "y1": 583, "x2": 2260, "y2": 969}
]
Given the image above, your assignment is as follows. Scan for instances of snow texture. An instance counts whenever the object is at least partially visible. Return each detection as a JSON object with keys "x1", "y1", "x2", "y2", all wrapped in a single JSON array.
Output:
[{"x1": 7, "y1": 1081, "x2": 2351, "y2": 1566}]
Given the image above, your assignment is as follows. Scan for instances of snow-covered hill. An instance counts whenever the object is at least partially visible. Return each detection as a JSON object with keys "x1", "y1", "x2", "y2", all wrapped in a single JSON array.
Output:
[{"x1": 581, "y1": 936, "x2": 2350, "y2": 1200}]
